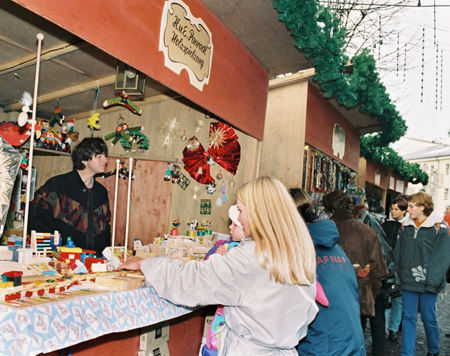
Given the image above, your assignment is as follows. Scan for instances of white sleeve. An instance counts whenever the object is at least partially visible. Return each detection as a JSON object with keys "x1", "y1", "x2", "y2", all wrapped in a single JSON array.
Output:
[{"x1": 140, "y1": 242, "x2": 258, "y2": 307}]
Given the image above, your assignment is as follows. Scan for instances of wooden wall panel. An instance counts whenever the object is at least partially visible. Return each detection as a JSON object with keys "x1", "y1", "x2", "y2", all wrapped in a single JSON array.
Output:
[
  {"x1": 365, "y1": 159, "x2": 390, "y2": 190},
  {"x1": 32, "y1": 154, "x2": 73, "y2": 189},
  {"x1": 101, "y1": 159, "x2": 172, "y2": 248},
  {"x1": 305, "y1": 84, "x2": 360, "y2": 172},
  {"x1": 259, "y1": 81, "x2": 308, "y2": 188}
]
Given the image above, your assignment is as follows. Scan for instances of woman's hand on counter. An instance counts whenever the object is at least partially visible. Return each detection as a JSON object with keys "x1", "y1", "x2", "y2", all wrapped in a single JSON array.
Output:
[{"x1": 118, "y1": 256, "x2": 144, "y2": 271}]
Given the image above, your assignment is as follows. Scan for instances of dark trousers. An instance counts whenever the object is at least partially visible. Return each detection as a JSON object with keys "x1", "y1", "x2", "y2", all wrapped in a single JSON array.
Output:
[{"x1": 361, "y1": 294, "x2": 386, "y2": 356}]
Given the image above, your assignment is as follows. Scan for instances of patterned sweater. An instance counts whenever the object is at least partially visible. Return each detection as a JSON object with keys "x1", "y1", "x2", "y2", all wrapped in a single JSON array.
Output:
[{"x1": 28, "y1": 168, "x2": 111, "y2": 256}]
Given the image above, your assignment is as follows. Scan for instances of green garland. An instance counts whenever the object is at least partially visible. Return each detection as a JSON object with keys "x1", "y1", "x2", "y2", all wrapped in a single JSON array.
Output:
[{"x1": 273, "y1": 0, "x2": 428, "y2": 185}]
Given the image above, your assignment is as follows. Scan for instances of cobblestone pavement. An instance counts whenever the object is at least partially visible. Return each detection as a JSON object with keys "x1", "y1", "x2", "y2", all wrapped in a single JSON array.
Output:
[{"x1": 364, "y1": 288, "x2": 450, "y2": 355}]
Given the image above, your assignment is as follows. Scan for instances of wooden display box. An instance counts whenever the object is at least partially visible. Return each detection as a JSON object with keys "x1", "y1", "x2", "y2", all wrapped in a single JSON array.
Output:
[{"x1": 95, "y1": 275, "x2": 143, "y2": 291}]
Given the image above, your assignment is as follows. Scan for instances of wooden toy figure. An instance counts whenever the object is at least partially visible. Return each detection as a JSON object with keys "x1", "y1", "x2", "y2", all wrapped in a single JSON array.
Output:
[
  {"x1": 103, "y1": 160, "x2": 136, "y2": 180},
  {"x1": 171, "y1": 219, "x2": 180, "y2": 236},
  {"x1": 103, "y1": 91, "x2": 142, "y2": 115},
  {"x1": 105, "y1": 118, "x2": 143, "y2": 146}
]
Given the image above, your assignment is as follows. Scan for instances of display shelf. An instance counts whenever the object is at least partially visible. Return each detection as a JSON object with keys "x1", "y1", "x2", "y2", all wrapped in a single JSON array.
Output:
[{"x1": 21, "y1": 146, "x2": 71, "y2": 156}]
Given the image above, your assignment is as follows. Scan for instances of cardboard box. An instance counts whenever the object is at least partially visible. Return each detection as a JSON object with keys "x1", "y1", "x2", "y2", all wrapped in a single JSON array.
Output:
[
  {"x1": 148, "y1": 341, "x2": 170, "y2": 356},
  {"x1": 138, "y1": 342, "x2": 170, "y2": 356},
  {"x1": 139, "y1": 322, "x2": 170, "y2": 351},
  {"x1": 203, "y1": 313, "x2": 215, "y2": 337}
]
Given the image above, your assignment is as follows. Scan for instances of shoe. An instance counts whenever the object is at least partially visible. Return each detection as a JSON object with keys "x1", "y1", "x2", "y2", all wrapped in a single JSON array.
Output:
[
  {"x1": 445, "y1": 333, "x2": 450, "y2": 337},
  {"x1": 426, "y1": 352, "x2": 439, "y2": 356},
  {"x1": 388, "y1": 330, "x2": 397, "y2": 341}
]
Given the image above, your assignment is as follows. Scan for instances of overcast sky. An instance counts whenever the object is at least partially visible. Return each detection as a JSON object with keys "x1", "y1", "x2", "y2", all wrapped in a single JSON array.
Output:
[{"x1": 378, "y1": 1, "x2": 450, "y2": 141}]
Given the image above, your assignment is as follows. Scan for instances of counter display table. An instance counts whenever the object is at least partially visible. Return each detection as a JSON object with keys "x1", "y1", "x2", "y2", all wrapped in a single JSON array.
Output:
[{"x1": 0, "y1": 286, "x2": 196, "y2": 356}]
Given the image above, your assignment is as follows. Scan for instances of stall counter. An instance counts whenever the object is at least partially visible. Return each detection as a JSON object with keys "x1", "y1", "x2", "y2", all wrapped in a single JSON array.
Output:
[{"x1": 0, "y1": 286, "x2": 198, "y2": 356}]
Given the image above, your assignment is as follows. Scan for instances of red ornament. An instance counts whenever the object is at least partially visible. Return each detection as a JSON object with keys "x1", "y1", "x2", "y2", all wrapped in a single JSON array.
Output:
[{"x1": 182, "y1": 123, "x2": 241, "y2": 184}]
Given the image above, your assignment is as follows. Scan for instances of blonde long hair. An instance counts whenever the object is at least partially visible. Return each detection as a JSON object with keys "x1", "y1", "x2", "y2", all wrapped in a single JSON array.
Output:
[{"x1": 237, "y1": 177, "x2": 316, "y2": 285}]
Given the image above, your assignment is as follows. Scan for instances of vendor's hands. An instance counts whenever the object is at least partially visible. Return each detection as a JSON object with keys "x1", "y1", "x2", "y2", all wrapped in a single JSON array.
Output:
[{"x1": 118, "y1": 256, "x2": 144, "y2": 271}]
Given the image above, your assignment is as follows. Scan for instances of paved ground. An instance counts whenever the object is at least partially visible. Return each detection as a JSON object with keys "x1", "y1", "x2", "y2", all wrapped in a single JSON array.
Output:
[{"x1": 364, "y1": 287, "x2": 450, "y2": 355}]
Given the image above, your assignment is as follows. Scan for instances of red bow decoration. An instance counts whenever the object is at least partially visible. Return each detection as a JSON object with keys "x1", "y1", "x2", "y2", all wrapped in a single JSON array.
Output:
[{"x1": 182, "y1": 123, "x2": 241, "y2": 184}]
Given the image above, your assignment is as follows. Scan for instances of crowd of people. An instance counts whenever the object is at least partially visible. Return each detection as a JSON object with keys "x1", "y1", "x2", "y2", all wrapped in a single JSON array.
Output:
[{"x1": 27, "y1": 139, "x2": 450, "y2": 356}]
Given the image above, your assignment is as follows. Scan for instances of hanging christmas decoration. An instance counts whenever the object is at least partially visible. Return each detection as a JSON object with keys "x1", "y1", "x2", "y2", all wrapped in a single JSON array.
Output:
[
  {"x1": 206, "y1": 183, "x2": 216, "y2": 194},
  {"x1": 164, "y1": 163, "x2": 180, "y2": 184},
  {"x1": 216, "y1": 169, "x2": 223, "y2": 180},
  {"x1": 195, "y1": 119, "x2": 205, "y2": 132},
  {"x1": 105, "y1": 117, "x2": 143, "y2": 146},
  {"x1": 181, "y1": 128, "x2": 187, "y2": 141},
  {"x1": 159, "y1": 117, "x2": 180, "y2": 147},
  {"x1": 182, "y1": 123, "x2": 240, "y2": 185},
  {"x1": 49, "y1": 98, "x2": 65, "y2": 128},
  {"x1": 228, "y1": 175, "x2": 236, "y2": 188},
  {"x1": 193, "y1": 186, "x2": 200, "y2": 200},
  {"x1": 103, "y1": 91, "x2": 142, "y2": 115},
  {"x1": 120, "y1": 130, "x2": 149, "y2": 154},
  {"x1": 177, "y1": 172, "x2": 190, "y2": 190},
  {"x1": 182, "y1": 136, "x2": 214, "y2": 184},
  {"x1": 88, "y1": 113, "x2": 101, "y2": 133},
  {"x1": 200, "y1": 199, "x2": 211, "y2": 215}
]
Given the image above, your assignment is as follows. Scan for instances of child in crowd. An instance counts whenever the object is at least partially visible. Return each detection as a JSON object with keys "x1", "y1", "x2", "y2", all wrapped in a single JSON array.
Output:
[
  {"x1": 204, "y1": 204, "x2": 244, "y2": 260},
  {"x1": 202, "y1": 204, "x2": 245, "y2": 356}
]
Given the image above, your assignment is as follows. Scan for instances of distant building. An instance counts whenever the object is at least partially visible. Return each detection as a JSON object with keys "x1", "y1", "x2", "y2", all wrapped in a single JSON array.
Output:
[{"x1": 396, "y1": 136, "x2": 450, "y2": 217}]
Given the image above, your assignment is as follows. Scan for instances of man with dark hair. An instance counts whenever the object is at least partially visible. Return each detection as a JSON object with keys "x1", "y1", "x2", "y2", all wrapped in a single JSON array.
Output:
[
  {"x1": 323, "y1": 190, "x2": 388, "y2": 356},
  {"x1": 28, "y1": 137, "x2": 111, "y2": 256}
]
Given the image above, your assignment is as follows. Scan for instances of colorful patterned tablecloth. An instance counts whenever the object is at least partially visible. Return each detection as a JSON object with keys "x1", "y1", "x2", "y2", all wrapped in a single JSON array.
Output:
[{"x1": 0, "y1": 286, "x2": 194, "y2": 356}]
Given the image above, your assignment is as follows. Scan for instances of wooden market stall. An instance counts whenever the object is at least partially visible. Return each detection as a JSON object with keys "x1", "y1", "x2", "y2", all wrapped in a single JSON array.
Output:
[{"x1": 0, "y1": 0, "x2": 272, "y2": 355}]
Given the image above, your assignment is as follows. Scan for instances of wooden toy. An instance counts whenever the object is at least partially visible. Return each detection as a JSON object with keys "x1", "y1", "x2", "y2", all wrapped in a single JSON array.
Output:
[{"x1": 95, "y1": 275, "x2": 143, "y2": 291}]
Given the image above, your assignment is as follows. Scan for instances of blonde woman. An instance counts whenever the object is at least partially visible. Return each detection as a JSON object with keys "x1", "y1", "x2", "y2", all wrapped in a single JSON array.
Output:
[{"x1": 119, "y1": 177, "x2": 318, "y2": 356}]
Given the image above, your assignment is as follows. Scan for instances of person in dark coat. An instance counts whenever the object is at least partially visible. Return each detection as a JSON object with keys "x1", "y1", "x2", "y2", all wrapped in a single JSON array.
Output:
[
  {"x1": 395, "y1": 192, "x2": 450, "y2": 356},
  {"x1": 382, "y1": 197, "x2": 408, "y2": 341},
  {"x1": 290, "y1": 189, "x2": 366, "y2": 356},
  {"x1": 323, "y1": 190, "x2": 388, "y2": 356},
  {"x1": 28, "y1": 137, "x2": 111, "y2": 256}
]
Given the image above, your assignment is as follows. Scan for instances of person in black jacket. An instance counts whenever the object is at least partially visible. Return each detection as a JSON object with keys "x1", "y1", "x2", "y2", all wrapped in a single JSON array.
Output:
[
  {"x1": 28, "y1": 137, "x2": 111, "y2": 257},
  {"x1": 382, "y1": 197, "x2": 408, "y2": 341}
]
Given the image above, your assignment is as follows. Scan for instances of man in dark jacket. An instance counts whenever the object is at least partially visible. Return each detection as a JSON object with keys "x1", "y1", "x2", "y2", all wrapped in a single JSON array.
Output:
[
  {"x1": 323, "y1": 190, "x2": 388, "y2": 356},
  {"x1": 28, "y1": 137, "x2": 111, "y2": 257}
]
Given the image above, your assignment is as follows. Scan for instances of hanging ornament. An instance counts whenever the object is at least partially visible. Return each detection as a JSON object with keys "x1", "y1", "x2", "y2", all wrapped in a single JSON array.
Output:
[
  {"x1": 105, "y1": 116, "x2": 143, "y2": 146},
  {"x1": 206, "y1": 183, "x2": 216, "y2": 194},
  {"x1": 182, "y1": 123, "x2": 240, "y2": 185},
  {"x1": 216, "y1": 169, "x2": 223, "y2": 180},
  {"x1": 182, "y1": 137, "x2": 214, "y2": 184},
  {"x1": 159, "y1": 117, "x2": 180, "y2": 147},
  {"x1": 181, "y1": 128, "x2": 187, "y2": 141},
  {"x1": 207, "y1": 156, "x2": 215, "y2": 165},
  {"x1": 195, "y1": 119, "x2": 205, "y2": 132},
  {"x1": 177, "y1": 172, "x2": 190, "y2": 190},
  {"x1": 228, "y1": 179, "x2": 236, "y2": 188},
  {"x1": 49, "y1": 98, "x2": 65, "y2": 128},
  {"x1": 208, "y1": 124, "x2": 227, "y2": 150},
  {"x1": 187, "y1": 137, "x2": 200, "y2": 151},
  {"x1": 103, "y1": 91, "x2": 142, "y2": 114},
  {"x1": 193, "y1": 186, "x2": 200, "y2": 200},
  {"x1": 164, "y1": 163, "x2": 180, "y2": 184},
  {"x1": 120, "y1": 130, "x2": 149, "y2": 154}
]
